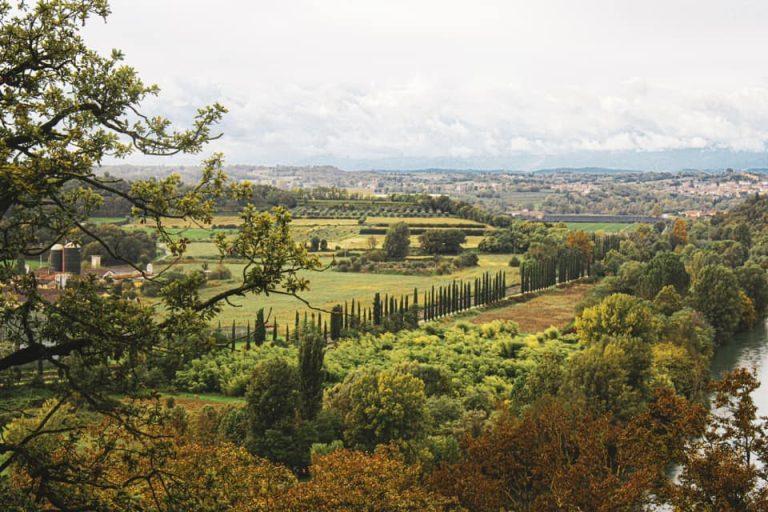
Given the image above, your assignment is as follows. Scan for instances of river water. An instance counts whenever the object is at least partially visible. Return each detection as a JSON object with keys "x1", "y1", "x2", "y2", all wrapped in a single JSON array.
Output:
[{"x1": 710, "y1": 319, "x2": 768, "y2": 413}]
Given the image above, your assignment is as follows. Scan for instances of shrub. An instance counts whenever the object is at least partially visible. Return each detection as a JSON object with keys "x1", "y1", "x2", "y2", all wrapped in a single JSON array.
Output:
[{"x1": 454, "y1": 252, "x2": 479, "y2": 268}]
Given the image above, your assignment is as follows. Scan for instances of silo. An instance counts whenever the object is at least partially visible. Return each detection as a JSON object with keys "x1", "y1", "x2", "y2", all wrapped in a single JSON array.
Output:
[
  {"x1": 49, "y1": 244, "x2": 64, "y2": 272},
  {"x1": 63, "y1": 243, "x2": 81, "y2": 275}
]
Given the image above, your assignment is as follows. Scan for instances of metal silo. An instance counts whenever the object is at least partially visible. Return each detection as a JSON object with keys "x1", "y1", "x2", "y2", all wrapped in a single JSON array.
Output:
[
  {"x1": 49, "y1": 244, "x2": 64, "y2": 272},
  {"x1": 63, "y1": 243, "x2": 81, "y2": 275}
]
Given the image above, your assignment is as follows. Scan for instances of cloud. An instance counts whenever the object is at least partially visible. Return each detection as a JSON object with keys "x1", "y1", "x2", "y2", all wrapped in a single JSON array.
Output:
[
  {"x1": 86, "y1": 1, "x2": 768, "y2": 169},
  {"x1": 136, "y1": 79, "x2": 768, "y2": 168}
]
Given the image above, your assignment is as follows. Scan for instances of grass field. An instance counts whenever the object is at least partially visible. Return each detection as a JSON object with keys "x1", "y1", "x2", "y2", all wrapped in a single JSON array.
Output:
[
  {"x1": 563, "y1": 222, "x2": 636, "y2": 233},
  {"x1": 468, "y1": 282, "x2": 593, "y2": 333},
  {"x1": 291, "y1": 218, "x2": 360, "y2": 226},
  {"x1": 151, "y1": 254, "x2": 518, "y2": 327},
  {"x1": 88, "y1": 216, "x2": 128, "y2": 224},
  {"x1": 364, "y1": 216, "x2": 486, "y2": 227}
]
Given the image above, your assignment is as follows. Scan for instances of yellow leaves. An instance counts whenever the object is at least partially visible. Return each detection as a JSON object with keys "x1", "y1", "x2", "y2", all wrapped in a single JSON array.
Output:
[
  {"x1": 576, "y1": 293, "x2": 661, "y2": 345},
  {"x1": 566, "y1": 229, "x2": 595, "y2": 262},
  {"x1": 738, "y1": 290, "x2": 757, "y2": 330},
  {"x1": 671, "y1": 218, "x2": 688, "y2": 246},
  {"x1": 273, "y1": 448, "x2": 460, "y2": 512}
]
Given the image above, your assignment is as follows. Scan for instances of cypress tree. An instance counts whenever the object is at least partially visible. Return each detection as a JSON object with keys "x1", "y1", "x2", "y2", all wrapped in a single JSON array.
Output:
[
  {"x1": 330, "y1": 304, "x2": 343, "y2": 340},
  {"x1": 356, "y1": 301, "x2": 361, "y2": 327},
  {"x1": 245, "y1": 320, "x2": 251, "y2": 351},
  {"x1": 273, "y1": 320, "x2": 278, "y2": 342},
  {"x1": 431, "y1": 285, "x2": 436, "y2": 318},
  {"x1": 230, "y1": 320, "x2": 236, "y2": 351},
  {"x1": 373, "y1": 292, "x2": 382, "y2": 325},
  {"x1": 298, "y1": 325, "x2": 325, "y2": 420},
  {"x1": 254, "y1": 308, "x2": 266, "y2": 346}
]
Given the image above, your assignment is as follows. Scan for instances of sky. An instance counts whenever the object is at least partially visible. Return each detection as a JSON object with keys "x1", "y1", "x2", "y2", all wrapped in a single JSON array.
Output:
[{"x1": 84, "y1": 0, "x2": 768, "y2": 171}]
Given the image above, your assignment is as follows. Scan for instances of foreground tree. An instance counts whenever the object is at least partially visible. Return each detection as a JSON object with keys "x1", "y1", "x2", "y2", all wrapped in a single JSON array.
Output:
[
  {"x1": 245, "y1": 359, "x2": 315, "y2": 471},
  {"x1": 668, "y1": 369, "x2": 768, "y2": 511},
  {"x1": 298, "y1": 324, "x2": 325, "y2": 420},
  {"x1": 275, "y1": 448, "x2": 461, "y2": 511},
  {"x1": 0, "y1": 1, "x2": 319, "y2": 506},
  {"x1": 327, "y1": 367, "x2": 427, "y2": 451},
  {"x1": 431, "y1": 390, "x2": 705, "y2": 512}
]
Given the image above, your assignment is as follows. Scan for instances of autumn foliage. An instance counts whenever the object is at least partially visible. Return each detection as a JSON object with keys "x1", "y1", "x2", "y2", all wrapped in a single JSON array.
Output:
[{"x1": 430, "y1": 390, "x2": 705, "y2": 512}]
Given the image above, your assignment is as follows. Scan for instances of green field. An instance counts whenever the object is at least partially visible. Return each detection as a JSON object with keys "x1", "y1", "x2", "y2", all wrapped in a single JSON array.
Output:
[
  {"x1": 364, "y1": 216, "x2": 485, "y2": 226},
  {"x1": 151, "y1": 254, "x2": 518, "y2": 327},
  {"x1": 88, "y1": 216, "x2": 128, "y2": 224},
  {"x1": 563, "y1": 222, "x2": 636, "y2": 233},
  {"x1": 122, "y1": 213, "x2": 491, "y2": 258}
]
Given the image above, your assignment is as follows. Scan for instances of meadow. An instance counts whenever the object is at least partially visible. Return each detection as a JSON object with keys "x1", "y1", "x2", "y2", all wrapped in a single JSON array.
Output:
[
  {"x1": 104, "y1": 212, "x2": 517, "y2": 327},
  {"x1": 156, "y1": 253, "x2": 518, "y2": 327}
]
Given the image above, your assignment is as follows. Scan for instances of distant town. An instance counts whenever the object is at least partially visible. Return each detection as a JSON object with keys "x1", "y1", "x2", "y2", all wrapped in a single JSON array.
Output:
[{"x1": 101, "y1": 164, "x2": 768, "y2": 219}]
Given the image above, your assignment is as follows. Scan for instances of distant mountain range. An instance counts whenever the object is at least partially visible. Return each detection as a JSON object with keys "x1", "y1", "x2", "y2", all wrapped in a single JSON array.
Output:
[{"x1": 97, "y1": 148, "x2": 768, "y2": 179}]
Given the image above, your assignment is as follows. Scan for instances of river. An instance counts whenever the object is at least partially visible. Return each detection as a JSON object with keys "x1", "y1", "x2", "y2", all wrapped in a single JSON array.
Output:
[{"x1": 710, "y1": 319, "x2": 768, "y2": 415}]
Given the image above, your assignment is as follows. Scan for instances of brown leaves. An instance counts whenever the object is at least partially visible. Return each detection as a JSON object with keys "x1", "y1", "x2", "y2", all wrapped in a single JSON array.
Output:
[
  {"x1": 430, "y1": 392, "x2": 704, "y2": 512},
  {"x1": 272, "y1": 447, "x2": 462, "y2": 512}
]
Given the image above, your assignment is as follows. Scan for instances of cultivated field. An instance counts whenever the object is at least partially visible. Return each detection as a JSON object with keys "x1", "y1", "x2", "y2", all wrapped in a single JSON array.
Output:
[
  {"x1": 334, "y1": 234, "x2": 486, "y2": 250},
  {"x1": 129, "y1": 213, "x2": 494, "y2": 259}
]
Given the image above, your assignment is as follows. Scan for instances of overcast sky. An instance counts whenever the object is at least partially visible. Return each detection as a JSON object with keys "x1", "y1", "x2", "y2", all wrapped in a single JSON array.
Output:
[{"x1": 85, "y1": 0, "x2": 768, "y2": 170}]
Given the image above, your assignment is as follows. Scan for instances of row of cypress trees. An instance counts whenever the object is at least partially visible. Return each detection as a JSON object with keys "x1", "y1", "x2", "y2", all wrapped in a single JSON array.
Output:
[
  {"x1": 422, "y1": 271, "x2": 507, "y2": 321},
  {"x1": 520, "y1": 248, "x2": 589, "y2": 294}
]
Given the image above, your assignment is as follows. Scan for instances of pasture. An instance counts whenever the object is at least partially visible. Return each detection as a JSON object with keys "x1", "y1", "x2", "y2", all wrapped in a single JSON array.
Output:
[{"x1": 152, "y1": 254, "x2": 518, "y2": 327}]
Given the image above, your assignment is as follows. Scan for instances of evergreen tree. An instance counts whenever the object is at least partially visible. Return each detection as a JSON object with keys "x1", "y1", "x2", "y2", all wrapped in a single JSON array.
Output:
[
  {"x1": 254, "y1": 308, "x2": 267, "y2": 346},
  {"x1": 331, "y1": 304, "x2": 344, "y2": 340},
  {"x1": 298, "y1": 325, "x2": 325, "y2": 420},
  {"x1": 373, "y1": 292, "x2": 382, "y2": 325}
]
